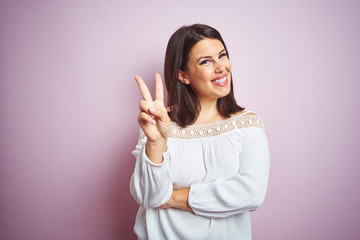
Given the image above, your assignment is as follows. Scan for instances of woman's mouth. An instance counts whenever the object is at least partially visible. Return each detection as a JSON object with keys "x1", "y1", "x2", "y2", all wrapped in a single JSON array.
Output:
[{"x1": 211, "y1": 75, "x2": 228, "y2": 86}]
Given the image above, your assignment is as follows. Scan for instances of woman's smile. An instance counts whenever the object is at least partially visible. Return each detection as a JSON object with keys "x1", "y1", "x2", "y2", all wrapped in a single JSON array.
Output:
[{"x1": 211, "y1": 74, "x2": 228, "y2": 86}]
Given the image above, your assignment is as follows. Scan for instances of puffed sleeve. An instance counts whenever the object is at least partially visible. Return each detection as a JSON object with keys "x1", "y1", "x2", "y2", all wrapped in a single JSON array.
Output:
[
  {"x1": 130, "y1": 129, "x2": 173, "y2": 209},
  {"x1": 188, "y1": 127, "x2": 270, "y2": 218}
]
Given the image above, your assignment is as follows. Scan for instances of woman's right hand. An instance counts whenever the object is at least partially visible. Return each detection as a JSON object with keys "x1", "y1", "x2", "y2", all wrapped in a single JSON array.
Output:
[{"x1": 135, "y1": 73, "x2": 170, "y2": 147}]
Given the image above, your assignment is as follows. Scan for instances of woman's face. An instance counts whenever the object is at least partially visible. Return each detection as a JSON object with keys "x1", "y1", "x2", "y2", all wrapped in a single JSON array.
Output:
[{"x1": 180, "y1": 38, "x2": 232, "y2": 103}]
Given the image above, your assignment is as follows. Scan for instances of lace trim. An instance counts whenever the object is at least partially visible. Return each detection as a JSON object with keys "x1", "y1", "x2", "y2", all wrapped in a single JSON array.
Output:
[{"x1": 139, "y1": 114, "x2": 264, "y2": 140}]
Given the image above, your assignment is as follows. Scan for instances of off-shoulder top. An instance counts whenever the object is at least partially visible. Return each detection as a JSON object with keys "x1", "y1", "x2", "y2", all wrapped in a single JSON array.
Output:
[{"x1": 130, "y1": 110, "x2": 270, "y2": 240}]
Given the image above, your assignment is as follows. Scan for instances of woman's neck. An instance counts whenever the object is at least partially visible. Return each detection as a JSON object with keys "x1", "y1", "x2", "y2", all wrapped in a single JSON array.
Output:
[{"x1": 194, "y1": 99, "x2": 224, "y2": 125}]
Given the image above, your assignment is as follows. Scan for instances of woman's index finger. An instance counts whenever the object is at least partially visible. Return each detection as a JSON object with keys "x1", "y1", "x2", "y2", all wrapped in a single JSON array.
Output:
[
  {"x1": 155, "y1": 73, "x2": 164, "y2": 102},
  {"x1": 134, "y1": 75, "x2": 153, "y2": 102}
]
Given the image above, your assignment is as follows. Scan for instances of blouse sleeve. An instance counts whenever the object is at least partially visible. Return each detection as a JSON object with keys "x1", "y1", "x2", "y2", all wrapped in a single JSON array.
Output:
[
  {"x1": 130, "y1": 129, "x2": 173, "y2": 209},
  {"x1": 188, "y1": 127, "x2": 270, "y2": 219}
]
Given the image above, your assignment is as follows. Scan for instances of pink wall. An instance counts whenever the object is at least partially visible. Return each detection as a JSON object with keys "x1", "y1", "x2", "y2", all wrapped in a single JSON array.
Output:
[{"x1": 1, "y1": 0, "x2": 359, "y2": 239}]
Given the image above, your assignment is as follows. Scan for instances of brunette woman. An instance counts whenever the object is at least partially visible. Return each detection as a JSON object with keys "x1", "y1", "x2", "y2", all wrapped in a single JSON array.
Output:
[{"x1": 130, "y1": 24, "x2": 270, "y2": 240}]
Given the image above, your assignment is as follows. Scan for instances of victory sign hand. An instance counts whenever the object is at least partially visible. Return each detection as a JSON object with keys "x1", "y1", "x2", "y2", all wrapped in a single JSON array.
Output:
[{"x1": 135, "y1": 73, "x2": 170, "y2": 144}]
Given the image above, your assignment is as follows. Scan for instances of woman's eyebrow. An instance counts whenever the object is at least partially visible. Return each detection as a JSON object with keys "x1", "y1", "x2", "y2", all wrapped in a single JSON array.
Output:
[
  {"x1": 196, "y1": 49, "x2": 226, "y2": 63},
  {"x1": 218, "y1": 49, "x2": 226, "y2": 55}
]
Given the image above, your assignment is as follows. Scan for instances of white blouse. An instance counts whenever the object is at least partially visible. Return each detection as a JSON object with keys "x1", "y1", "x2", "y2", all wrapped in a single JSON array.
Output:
[{"x1": 130, "y1": 111, "x2": 270, "y2": 240}]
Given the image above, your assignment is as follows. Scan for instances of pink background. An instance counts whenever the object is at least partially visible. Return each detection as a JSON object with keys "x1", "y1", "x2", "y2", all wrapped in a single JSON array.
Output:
[{"x1": 1, "y1": 0, "x2": 359, "y2": 239}]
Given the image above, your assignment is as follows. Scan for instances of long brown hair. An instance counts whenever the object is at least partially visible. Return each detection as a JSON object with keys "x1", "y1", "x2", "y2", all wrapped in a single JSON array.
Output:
[{"x1": 164, "y1": 24, "x2": 245, "y2": 127}]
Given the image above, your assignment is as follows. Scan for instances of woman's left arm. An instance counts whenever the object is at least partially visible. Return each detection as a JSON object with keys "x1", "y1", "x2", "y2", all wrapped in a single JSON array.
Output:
[{"x1": 164, "y1": 127, "x2": 270, "y2": 218}]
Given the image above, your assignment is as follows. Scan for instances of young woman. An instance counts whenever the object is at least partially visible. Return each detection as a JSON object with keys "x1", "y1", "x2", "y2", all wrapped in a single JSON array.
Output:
[{"x1": 130, "y1": 24, "x2": 270, "y2": 240}]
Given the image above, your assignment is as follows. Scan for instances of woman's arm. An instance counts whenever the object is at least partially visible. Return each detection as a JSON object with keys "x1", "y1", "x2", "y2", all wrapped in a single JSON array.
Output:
[
  {"x1": 130, "y1": 132, "x2": 173, "y2": 209},
  {"x1": 190, "y1": 127, "x2": 270, "y2": 218},
  {"x1": 130, "y1": 74, "x2": 173, "y2": 209},
  {"x1": 160, "y1": 187, "x2": 193, "y2": 213}
]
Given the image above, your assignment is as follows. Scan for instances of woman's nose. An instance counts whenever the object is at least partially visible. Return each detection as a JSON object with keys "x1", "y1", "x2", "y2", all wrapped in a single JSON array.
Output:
[{"x1": 215, "y1": 61, "x2": 225, "y2": 73}]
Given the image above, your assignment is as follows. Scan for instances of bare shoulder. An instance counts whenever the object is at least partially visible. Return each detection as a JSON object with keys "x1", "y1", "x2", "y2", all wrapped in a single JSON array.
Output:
[{"x1": 231, "y1": 110, "x2": 257, "y2": 118}]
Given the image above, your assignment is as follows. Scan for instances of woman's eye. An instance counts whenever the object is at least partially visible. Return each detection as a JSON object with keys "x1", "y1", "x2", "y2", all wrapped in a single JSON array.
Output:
[
  {"x1": 219, "y1": 53, "x2": 227, "y2": 59},
  {"x1": 200, "y1": 60, "x2": 211, "y2": 65}
]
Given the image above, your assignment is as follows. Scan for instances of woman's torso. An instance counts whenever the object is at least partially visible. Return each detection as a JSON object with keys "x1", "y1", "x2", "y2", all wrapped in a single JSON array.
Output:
[{"x1": 135, "y1": 111, "x2": 263, "y2": 239}]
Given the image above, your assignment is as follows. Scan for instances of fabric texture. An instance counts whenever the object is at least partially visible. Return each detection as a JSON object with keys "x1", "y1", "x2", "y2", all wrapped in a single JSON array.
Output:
[{"x1": 130, "y1": 111, "x2": 270, "y2": 240}]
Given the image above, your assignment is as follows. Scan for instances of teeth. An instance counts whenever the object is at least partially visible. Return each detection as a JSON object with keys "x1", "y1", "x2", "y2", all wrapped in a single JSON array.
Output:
[{"x1": 213, "y1": 77, "x2": 226, "y2": 83}]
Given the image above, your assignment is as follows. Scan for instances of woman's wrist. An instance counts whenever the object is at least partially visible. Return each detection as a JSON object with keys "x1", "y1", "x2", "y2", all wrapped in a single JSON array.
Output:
[{"x1": 145, "y1": 140, "x2": 167, "y2": 164}]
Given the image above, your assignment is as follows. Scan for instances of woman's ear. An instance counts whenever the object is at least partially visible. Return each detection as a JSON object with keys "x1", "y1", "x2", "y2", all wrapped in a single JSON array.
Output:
[{"x1": 178, "y1": 70, "x2": 190, "y2": 85}]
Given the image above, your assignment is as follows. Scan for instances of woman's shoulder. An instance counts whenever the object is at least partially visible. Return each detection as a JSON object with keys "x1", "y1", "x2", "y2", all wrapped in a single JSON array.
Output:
[
  {"x1": 227, "y1": 110, "x2": 266, "y2": 133},
  {"x1": 231, "y1": 110, "x2": 257, "y2": 118}
]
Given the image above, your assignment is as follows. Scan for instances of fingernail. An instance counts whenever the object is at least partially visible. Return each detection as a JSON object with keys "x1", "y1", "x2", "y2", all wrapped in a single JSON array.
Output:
[
  {"x1": 149, "y1": 108, "x2": 156, "y2": 113},
  {"x1": 152, "y1": 120, "x2": 156, "y2": 125},
  {"x1": 151, "y1": 115, "x2": 155, "y2": 119}
]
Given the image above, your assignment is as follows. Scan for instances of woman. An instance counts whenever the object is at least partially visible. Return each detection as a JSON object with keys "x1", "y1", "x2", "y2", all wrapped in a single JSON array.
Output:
[{"x1": 130, "y1": 24, "x2": 270, "y2": 240}]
